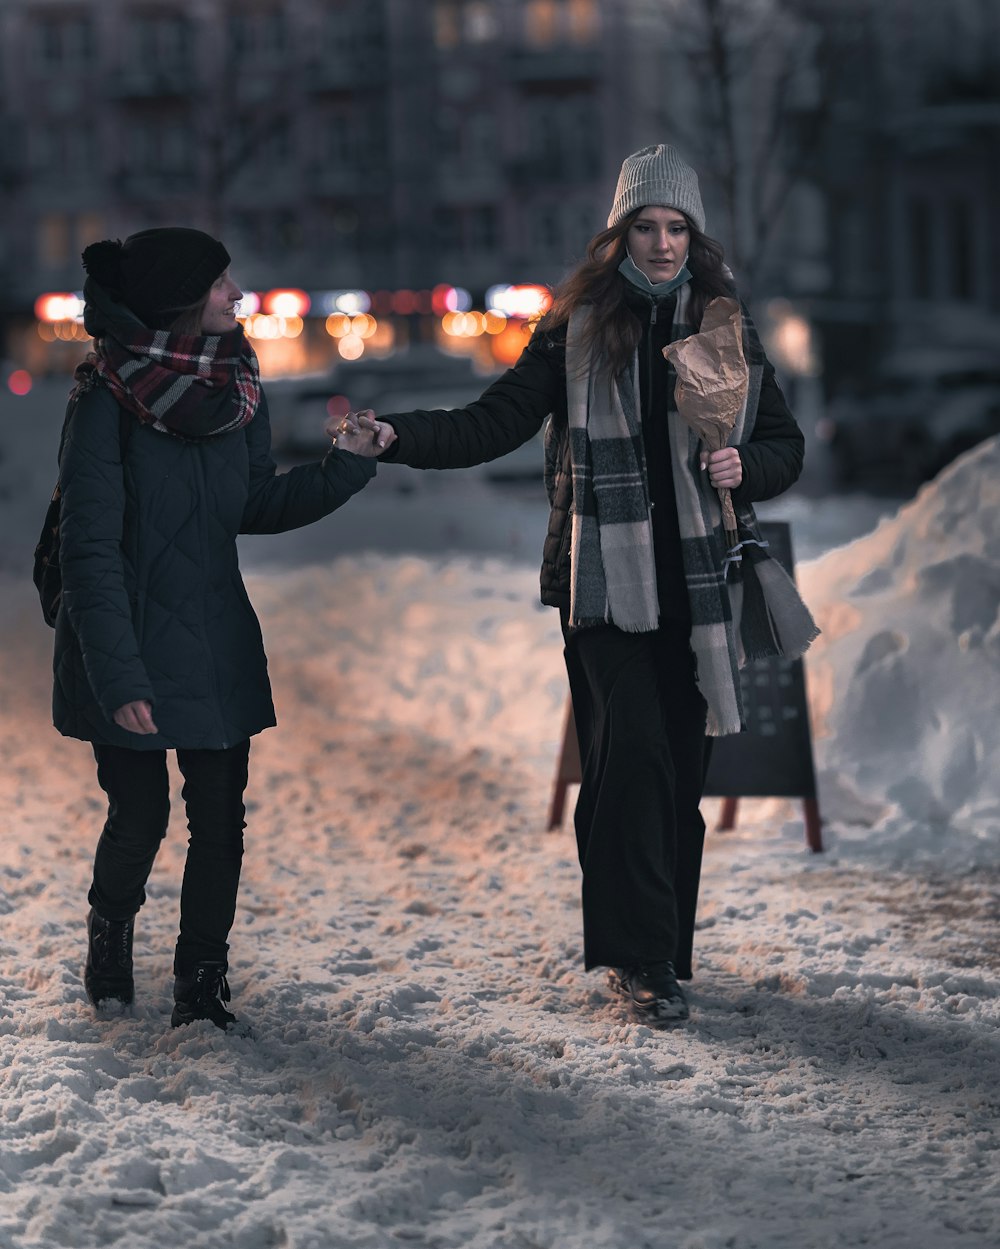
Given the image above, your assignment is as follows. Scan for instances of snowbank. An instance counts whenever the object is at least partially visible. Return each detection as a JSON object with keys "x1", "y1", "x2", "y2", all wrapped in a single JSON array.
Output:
[{"x1": 798, "y1": 435, "x2": 1000, "y2": 862}]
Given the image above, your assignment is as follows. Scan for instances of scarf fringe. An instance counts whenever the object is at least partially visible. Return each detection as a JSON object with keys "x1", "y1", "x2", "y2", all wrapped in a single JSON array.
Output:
[
  {"x1": 706, "y1": 707, "x2": 743, "y2": 737},
  {"x1": 730, "y1": 545, "x2": 820, "y2": 662},
  {"x1": 754, "y1": 558, "x2": 821, "y2": 660}
]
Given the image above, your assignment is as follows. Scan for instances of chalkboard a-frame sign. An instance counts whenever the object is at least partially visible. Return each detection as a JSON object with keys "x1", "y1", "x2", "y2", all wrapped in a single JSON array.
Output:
[
  {"x1": 700, "y1": 521, "x2": 822, "y2": 851},
  {"x1": 546, "y1": 520, "x2": 823, "y2": 852}
]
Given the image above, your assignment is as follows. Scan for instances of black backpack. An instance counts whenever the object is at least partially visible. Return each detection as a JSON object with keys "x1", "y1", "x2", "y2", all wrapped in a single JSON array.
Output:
[{"x1": 33, "y1": 389, "x2": 132, "y2": 628}]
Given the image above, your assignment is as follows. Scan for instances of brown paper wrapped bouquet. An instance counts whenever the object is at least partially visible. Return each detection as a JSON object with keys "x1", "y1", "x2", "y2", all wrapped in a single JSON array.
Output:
[{"x1": 662, "y1": 296, "x2": 749, "y2": 551}]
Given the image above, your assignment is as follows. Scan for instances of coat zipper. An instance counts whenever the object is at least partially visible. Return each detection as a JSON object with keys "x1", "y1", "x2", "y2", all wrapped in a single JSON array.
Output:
[{"x1": 643, "y1": 300, "x2": 657, "y2": 514}]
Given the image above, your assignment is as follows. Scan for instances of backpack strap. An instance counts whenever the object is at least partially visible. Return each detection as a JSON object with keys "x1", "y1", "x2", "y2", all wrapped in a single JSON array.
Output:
[
  {"x1": 57, "y1": 375, "x2": 133, "y2": 467},
  {"x1": 37, "y1": 382, "x2": 134, "y2": 628}
]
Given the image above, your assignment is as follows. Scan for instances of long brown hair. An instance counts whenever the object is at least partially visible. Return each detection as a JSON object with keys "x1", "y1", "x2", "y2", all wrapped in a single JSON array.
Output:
[
  {"x1": 539, "y1": 208, "x2": 732, "y2": 378},
  {"x1": 168, "y1": 290, "x2": 211, "y2": 335}
]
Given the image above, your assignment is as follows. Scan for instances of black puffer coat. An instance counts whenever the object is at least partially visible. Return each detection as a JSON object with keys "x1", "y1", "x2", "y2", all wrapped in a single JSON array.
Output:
[
  {"x1": 381, "y1": 286, "x2": 803, "y2": 614},
  {"x1": 53, "y1": 379, "x2": 375, "y2": 750}
]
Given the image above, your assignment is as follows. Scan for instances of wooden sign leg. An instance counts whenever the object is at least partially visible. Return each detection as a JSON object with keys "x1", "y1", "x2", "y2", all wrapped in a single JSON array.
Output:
[
  {"x1": 547, "y1": 779, "x2": 570, "y2": 832},
  {"x1": 547, "y1": 697, "x2": 582, "y2": 831},
  {"x1": 716, "y1": 797, "x2": 739, "y2": 831},
  {"x1": 803, "y1": 797, "x2": 824, "y2": 853}
]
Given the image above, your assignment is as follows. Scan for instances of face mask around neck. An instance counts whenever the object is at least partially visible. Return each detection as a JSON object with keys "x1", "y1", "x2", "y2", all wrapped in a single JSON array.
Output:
[{"x1": 619, "y1": 250, "x2": 692, "y2": 296}]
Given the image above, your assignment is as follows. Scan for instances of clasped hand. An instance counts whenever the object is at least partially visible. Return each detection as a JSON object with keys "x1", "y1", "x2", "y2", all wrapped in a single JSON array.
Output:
[{"x1": 325, "y1": 409, "x2": 396, "y2": 457}]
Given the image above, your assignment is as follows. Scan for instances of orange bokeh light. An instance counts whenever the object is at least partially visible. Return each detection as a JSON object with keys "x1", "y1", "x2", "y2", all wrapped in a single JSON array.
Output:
[{"x1": 262, "y1": 289, "x2": 311, "y2": 317}]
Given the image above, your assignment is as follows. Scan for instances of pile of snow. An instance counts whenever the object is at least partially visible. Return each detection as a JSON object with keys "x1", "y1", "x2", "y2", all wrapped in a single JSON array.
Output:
[{"x1": 798, "y1": 435, "x2": 1000, "y2": 862}]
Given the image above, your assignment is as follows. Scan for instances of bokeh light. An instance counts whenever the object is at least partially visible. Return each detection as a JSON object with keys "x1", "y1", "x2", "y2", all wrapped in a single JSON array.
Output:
[
  {"x1": 7, "y1": 369, "x2": 32, "y2": 396},
  {"x1": 338, "y1": 335, "x2": 365, "y2": 360}
]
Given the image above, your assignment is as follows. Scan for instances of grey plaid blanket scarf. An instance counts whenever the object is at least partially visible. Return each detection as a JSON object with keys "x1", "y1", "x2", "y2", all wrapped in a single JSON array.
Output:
[{"x1": 566, "y1": 285, "x2": 818, "y2": 735}]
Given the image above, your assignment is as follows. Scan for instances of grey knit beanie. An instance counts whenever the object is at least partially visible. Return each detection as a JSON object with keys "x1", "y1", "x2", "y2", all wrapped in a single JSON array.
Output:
[{"x1": 608, "y1": 144, "x2": 705, "y2": 233}]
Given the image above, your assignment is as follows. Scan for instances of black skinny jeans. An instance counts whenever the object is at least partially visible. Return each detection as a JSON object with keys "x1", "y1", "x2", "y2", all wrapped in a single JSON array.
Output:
[
  {"x1": 562, "y1": 616, "x2": 711, "y2": 979},
  {"x1": 89, "y1": 740, "x2": 250, "y2": 974}
]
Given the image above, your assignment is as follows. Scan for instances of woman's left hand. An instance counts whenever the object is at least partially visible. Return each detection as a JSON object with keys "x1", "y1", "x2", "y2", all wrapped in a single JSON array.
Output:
[{"x1": 701, "y1": 447, "x2": 743, "y2": 490}]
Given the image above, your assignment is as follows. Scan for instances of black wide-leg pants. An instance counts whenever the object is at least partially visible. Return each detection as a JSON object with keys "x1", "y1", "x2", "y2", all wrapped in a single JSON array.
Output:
[
  {"x1": 561, "y1": 617, "x2": 711, "y2": 978},
  {"x1": 88, "y1": 740, "x2": 250, "y2": 974}
]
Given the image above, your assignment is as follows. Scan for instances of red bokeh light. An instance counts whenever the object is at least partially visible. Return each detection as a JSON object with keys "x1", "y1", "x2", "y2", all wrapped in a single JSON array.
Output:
[{"x1": 8, "y1": 369, "x2": 32, "y2": 396}]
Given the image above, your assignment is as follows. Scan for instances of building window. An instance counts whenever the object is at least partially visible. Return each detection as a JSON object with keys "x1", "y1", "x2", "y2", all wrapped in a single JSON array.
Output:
[
  {"x1": 951, "y1": 198, "x2": 974, "y2": 301},
  {"x1": 525, "y1": 0, "x2": 558, "y2": 47},
  {"x1": 535, "y1": 203, "x2": 561, "y2": 255},
  {"x1": 34, "y1": 17, "x2": 94, "y2": 64},
  {"x1": 30, "y1": 126, "x2": 54, "y2": 175},
  {"x1": 326, "y1": 105, "x2": 354, "y2": 168},
  {"x1": 522, "y1": 93, "x2": 599, "y2": 180},
  {"x1": 567, "y1": 0, "x2": 599, "y2": 44},
  {"x1": 39, "y1": 215, "x2": 71, "y2": 267},
  {"x1": 257, "y1": 115, "x2": 292, "y2": 168},
  {"x1": 127, "y1": 116, "x2": 195, "y2": 182},
  {"x1": 568, "y1": 200, "x2": 594, "y2": 252},
  {"x1": 907, "y1": 197, "x2": 931, "y2": 300},
  {"x1": 434, "y1": 3, "x2": 461, "y2": 49},
  {"x1": 436, "y1": 206, "x2": 460, "y2": 251},
  {"x1": 436, "y1": 109, "x2": 462, "y2": 160},
  {"x1": 325, "y1": 2, "x2": 384, "y2": 57},
  {"x1": 435, "y1": 1, "x2": 498, "y2": 48},
  {"x1": 228, "y1": 9, "x2": 287, "y2": 60},
  {"x1": 131, "y1": 13, "x2": 191, "y2": 69},
  {"x1": 466, "y1": 112, "x2": 497, "y2": 163},
  {"x1": 323, "y1": 102, "x2": 384, "y2": 176},
  {"x1": 465, "y1": 2, "x2": 499, "y2": 43},
  {"x1": 468, "y1": 205, "x2": 498, "y2": 252},
  {"x1": 76, "y1": 214, "x2": 105, "y2": 257}
]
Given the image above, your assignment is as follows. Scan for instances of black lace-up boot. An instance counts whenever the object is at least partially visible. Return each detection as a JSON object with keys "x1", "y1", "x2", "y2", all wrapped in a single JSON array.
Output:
[
  {"x1": 84, "y1": 909, "x2": 135, "y2": 1006},
  {"x1": 171, "y1": 961, "x2": 242, "y2": 1031},
  {"x1": 610, "y1": 961, "x2": 690, "y2": 1024}
]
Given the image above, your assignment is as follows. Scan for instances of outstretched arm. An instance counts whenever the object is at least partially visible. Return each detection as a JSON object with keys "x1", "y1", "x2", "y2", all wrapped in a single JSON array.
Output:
[
  {"x1": 364, "y1": 331, "x2": 565, "y2": 471},
  {"x1": 240, "y1": 392, "x2": 377, "y2": 534}
]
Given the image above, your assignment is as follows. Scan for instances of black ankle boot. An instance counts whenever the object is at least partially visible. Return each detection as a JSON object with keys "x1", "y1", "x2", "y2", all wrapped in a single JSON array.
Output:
[
  {"x1": 610, "y1": 961, "x2": 690, "y2": 1024},
  {"x1": 171, "y1": 962, "x2": 241, "y2": 1031},
  {"x1": 84, "y1": 909, "x2": 135, "y2": 1006}
]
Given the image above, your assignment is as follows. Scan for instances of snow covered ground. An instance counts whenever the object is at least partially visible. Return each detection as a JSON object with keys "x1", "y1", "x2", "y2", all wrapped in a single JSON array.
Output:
[{"x1": 1, "y1": 383, "x2": 998, "y2": 1248}]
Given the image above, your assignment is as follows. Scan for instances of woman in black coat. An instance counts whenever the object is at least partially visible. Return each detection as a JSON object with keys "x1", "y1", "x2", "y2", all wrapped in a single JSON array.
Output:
[
  {"x1": 341, "y1": 146, "x2": 815, "y2": 1026},
  {"x1": 58, "y1": 228, "x2": 381, "y2": 1031}
]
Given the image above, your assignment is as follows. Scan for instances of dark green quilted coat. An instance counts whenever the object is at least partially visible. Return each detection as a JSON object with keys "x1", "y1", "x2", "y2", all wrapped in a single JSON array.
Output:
[{"x1": 52, "y1": 383, "x2": 375, "y2": 749}]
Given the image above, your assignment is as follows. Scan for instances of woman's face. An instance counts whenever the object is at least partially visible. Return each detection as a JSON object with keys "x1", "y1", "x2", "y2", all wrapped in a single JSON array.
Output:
[
  {"x1": 626, "y1": 206, "x2": 690, "y2": 283},
  {"x1": 200, "y1": 268, "x2": 243, "y2": 334}
]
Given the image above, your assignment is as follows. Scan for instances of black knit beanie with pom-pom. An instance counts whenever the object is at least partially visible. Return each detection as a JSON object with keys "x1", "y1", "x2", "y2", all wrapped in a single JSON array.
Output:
[{"x1": 81, "y1": 228, "x2": 231, "y2": 330}]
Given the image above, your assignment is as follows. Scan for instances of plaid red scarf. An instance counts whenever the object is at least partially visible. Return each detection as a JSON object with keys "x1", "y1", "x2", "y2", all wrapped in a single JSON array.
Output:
[{"x1": 79, "y1": 324, "x2": 261, "y2": 439}]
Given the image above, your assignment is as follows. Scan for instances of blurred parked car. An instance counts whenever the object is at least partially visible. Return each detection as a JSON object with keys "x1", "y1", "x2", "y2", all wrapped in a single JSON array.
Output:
[
  {"x1": 825, "y1": 349, "x2": 1000, "y2": 490},
  {"x1": 269, "y1": 346, "x2": 501, "y2": 454},
  {"x1": 268, "y1": 345, "x2": 547, "y2": 483}
]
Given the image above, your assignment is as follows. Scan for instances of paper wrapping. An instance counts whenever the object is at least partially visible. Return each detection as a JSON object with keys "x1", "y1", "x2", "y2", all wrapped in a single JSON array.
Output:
[{"x1": 662, "y1": 297, "x2": 749, "y2": 548}]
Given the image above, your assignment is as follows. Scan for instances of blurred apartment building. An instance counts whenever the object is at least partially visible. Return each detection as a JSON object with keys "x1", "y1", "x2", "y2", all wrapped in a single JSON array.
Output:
[
  {"x1": 0, "y1": 0, "x2": 997, "y2": 391},
  {"x1": 795, "y1": 0, "x2": 1000, "y2": 385},
  {"x1": 0, "y1": 0, "x2": 656, "y2": 312}
]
